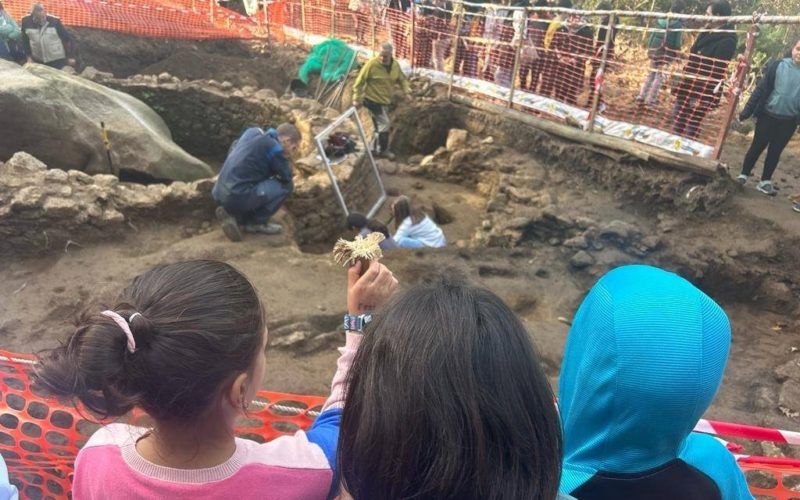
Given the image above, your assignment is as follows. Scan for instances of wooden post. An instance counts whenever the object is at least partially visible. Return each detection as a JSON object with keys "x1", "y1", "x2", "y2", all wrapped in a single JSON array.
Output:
[
  {"x1": 712, "y1": 21, "x2": 759, "y2": 160},
  {"x1": 410, "y1": 4, "x2": 416, "y2": 71},
  {"x1": 586, "y1": 13, "x2": 615, "y2": 133},
  {"x1": 507, "y1": 7, "x2": 528, "y2": 108},
  {"x1": 447, "y1": 1, "x2": 464, "y2": 101}
]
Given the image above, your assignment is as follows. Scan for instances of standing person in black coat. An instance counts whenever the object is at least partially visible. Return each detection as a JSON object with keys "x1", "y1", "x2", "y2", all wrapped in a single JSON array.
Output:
[
  {"x1": 737, "y1": 38, "x2": 800, "y2": 196},
  {"x1": 672, "y1": 0, "x2": 737, "y2": 140}
]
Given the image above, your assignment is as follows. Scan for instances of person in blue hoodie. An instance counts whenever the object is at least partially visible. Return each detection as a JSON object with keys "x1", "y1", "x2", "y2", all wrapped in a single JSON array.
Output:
[
  {"x1": 212, "y1": 123, "x2": 300, "y2": 241},
  {"x1": 558, "y1": 265, "x2": 753, "y2": 500}
]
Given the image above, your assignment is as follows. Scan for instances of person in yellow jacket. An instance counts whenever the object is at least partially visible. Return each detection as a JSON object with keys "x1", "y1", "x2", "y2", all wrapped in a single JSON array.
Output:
[{"x1": 353, "y1": 42, "x2": 410, "y2": 160}]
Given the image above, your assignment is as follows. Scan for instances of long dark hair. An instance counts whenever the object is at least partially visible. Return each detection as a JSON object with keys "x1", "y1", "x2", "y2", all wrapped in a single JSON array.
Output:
[
  {"x1": 392, "y1": 195, "x2": 425, "y2": 228},
  {"x1": 787, "y1": 37, "x2": 800, "y2": 58},
  {"x1": 338, "y1": 276, "x2": 562, "y2": 500},
  {"x1": 33, "y1": 260, "x2": 265, "y2": 421}
]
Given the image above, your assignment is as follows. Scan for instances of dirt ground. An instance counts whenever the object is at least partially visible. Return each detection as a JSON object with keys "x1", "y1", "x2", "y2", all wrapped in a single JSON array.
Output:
[{"x1": 4, "y1": 32, "x2": 800, "y2": 462}]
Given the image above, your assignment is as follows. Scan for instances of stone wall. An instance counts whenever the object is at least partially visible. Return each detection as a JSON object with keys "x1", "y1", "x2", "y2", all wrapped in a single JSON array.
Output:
[{"x1": 0, "y1": 152, "x2": 215, "y2": 258}]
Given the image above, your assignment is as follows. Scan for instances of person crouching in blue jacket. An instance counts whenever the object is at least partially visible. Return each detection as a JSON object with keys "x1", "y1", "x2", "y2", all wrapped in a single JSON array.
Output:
[
  {"x1": 213, "y1": 123, "x2": 301, "y2": 241},
  {"x1": 558, "y1": 265, "x2": 753, "y2": 500}
]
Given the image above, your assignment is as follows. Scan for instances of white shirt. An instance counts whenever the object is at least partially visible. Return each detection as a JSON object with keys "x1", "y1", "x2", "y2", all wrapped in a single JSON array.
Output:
[{"x1": 393, "y1": 216, "x2": 447, "y2": 248}]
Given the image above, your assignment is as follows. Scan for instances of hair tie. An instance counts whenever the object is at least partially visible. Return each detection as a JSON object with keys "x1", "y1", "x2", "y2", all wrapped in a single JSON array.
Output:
[
  {"x1": 101, "y1": 310, "x2": 137, "y2": 353},
  {"x1": 129, "y1": 312, "x2": 142, "y2": 323}
]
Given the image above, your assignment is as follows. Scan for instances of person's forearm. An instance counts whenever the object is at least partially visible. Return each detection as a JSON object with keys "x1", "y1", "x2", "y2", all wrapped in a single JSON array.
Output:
[{"x1": 321, "y1": 332, "x2": 363, "y2": 411}]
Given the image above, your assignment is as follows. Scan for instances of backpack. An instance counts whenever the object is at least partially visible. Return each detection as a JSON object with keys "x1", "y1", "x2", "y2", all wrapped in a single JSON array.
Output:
[
  {"x1": 325, "y1": 132, "x2": 358, "y2": 159},
  {"x1": 647, "y1": 20, "x2": 682, "y2": 60}
]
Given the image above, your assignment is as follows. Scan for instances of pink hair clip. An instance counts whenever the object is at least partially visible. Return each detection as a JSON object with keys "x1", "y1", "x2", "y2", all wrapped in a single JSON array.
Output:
[{"x1": 101, "y1": 310, "x2": 137, "y2": 353}]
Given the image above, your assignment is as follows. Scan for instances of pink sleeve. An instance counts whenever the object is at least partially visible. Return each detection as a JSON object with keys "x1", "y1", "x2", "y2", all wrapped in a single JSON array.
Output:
[{"x1": 322, "y1": 332, "x2": 363, "y2": 411}]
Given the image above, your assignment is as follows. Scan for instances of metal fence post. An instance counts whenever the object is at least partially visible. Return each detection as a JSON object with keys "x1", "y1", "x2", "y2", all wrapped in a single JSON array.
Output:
[
  {"x1": 410, "y1": 4, "x2": 417, "y2": 71},
  {"x1": 331, "y1": 0, "x2": 336, "y2": 38},
  {"x1": 712, "y1": 19, "x2": 759, "y2": 160},
  {"x1": 264, "y1": 0, "x2": 272, "y2": 47},
  {"x1": 300, "y1": 0, "x2": 307, "y2": 35},
  {"x1": 586, "y1": 13, "x2": 615, "y2": 133},
  {"x1": 447, "y1": 1, "x2": 464, "y2": 101},
  {"x1": 507, "y1": 7, "x2": 527, "y2": 108},
  {"x1": 371, "y1": 2, "x2": 377, "y2": 53}
]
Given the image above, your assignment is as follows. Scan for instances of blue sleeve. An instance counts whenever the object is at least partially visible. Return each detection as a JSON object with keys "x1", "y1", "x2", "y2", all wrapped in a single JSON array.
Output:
[
  {"x1": 266, "y1": 143, "x2": 294, "y2": 191},
  {"x1": 306, "y1": 408, "x2": 342, "y2": 500},
  {"x1": 679, "y1": 433, "x2": 754, "y2": 500}
]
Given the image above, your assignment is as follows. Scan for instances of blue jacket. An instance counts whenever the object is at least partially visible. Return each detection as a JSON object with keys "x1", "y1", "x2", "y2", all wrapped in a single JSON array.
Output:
[
  {"x1": 559, "y1": 265, "x2": 753, "y2": 500},
  {"x1": 212, "y1": 127, "x2": 293, "y2": 202}
]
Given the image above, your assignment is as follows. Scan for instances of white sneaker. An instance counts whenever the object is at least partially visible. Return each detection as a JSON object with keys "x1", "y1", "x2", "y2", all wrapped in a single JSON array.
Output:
[
  {"x1": 736, "y1": 174, "x2": 748, "y2": 185},
  {"x1": 757, "y1": 181, "x2": 777, "y2": 196}
]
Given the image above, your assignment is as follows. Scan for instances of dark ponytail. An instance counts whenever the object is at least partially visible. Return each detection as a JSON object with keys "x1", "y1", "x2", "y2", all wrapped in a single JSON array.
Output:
[{"x1": 33, "y1": 260, "x2": 265, "y2": 421}]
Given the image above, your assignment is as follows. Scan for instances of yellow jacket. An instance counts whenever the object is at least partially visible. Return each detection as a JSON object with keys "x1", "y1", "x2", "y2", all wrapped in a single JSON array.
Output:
[
  {"x1": 544, "y1": 16, "x2": 563, "y2": 49},
  {"x1": 352, "y1": 57, "x2": 410, "y2": 106}
]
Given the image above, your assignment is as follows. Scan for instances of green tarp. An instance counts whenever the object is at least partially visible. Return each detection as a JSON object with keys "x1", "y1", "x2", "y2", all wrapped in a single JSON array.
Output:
[{"x1": 298, "y1": 38, "x2": 359, "y2": 84}]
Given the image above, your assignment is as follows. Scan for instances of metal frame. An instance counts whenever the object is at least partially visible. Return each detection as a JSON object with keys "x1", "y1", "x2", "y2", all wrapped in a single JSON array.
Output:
[{"x1": 314, "y1": 107, "x2": 387, "y2": 219}]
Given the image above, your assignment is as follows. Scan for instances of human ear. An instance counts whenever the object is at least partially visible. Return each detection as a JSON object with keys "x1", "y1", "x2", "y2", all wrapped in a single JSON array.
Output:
[{"x1": 227, "y1": 372, "x2": 250, "y2": 412}]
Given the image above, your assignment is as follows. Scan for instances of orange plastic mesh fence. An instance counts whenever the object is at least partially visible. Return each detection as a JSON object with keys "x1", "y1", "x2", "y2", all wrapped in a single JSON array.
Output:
[
  {"x1": 2, "y1": 0, "x2": 272, "y2": 40},
  {"x1": 740, "y1": 461, "x2": 800, "y2": 500},
  {"x1": 4, "y1": 349, "x2": 800, "y2": 499},
  {"x1": 0, "y1": 351, "x2": 326, "y2": 499}
]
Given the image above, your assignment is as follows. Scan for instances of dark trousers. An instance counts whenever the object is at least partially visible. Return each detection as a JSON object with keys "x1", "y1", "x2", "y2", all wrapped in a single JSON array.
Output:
[
  {"x1": 672, "y1": 96, "x2": 713, "y2": 140},
  {"x1": 217, "y1": 179, "x2": 290, "y2": 225},
  {"x1": 741, "y1": 114, "x2": 798, "y2": 182}
]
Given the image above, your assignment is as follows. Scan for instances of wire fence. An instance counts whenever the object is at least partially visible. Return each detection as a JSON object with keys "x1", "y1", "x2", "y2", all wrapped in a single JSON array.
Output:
[{"x1": 279, "y1": 0, "x2": 800, "y2": 160}]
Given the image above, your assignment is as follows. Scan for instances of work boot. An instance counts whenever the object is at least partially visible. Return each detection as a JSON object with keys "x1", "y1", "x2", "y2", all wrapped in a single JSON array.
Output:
[
  {"x1": 216, "y1": 206, "x2": 242, "y2": 242},
  {"x1": 243, "y1": 222, "x2": 283, "y2": 235},
  {"x1": 378, "y1": 132, "x2": 394, "y2": 160},
  {"x1": 757, "y1": 181, "x2": 777, "y2": 196}
]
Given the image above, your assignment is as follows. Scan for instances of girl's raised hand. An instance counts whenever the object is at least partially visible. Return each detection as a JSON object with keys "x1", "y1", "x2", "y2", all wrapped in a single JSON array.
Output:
[{"x1": 347, "y1": 260, "x2": 399, "y2": 315}]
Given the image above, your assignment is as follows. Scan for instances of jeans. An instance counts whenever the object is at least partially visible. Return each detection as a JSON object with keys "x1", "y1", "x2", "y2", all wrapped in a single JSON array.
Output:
[
  {"x1": 638, "y1": 61, "x2": 665, "y2": 106},
  {"x1": 395, "y1": 237, "x2": 426, "y2": 248},
  {"x1": 217, "y1": 179, "x2": 291, "y2": 225},
  {"x1": 741, "y1": 114, "x2": 798, "y2": 182}
]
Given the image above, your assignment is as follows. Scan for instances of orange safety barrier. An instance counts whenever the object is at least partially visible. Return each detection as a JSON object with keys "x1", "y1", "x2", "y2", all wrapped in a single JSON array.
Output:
[
  {"x1": 4, "y1": 348, "x2": 800, "y2": 499},
  {"x1": 2, "y1": 0, "x2": 269, "y2": 40},
  {"x1": 0, "y1": 351, "x2": 325, "y2": 499}
]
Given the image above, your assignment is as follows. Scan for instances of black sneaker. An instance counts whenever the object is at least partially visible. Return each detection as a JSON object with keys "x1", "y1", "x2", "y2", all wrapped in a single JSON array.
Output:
[{"x1": 216, "y1": 206, "x2": 243, "y2": 242}]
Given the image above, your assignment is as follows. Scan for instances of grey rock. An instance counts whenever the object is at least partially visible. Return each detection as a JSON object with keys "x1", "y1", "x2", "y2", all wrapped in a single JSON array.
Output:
[
  {"x1": 0, "y1": 60, "x2": 212, "y2": 181},
  {"x1": 570, "y1": 250, "x2": 595, "y2": 270},
  {"x1": 563, "y1": 235, "x2": 589, "y2": 249},
  {"x1": 446, "y1": 128, "x2": 468, "y2": 151}
]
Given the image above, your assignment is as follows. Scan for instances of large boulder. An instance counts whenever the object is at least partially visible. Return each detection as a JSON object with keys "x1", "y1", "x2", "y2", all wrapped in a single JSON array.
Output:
[{"x1": 0, "y1": 60, "x2": 212, "y2": 182}]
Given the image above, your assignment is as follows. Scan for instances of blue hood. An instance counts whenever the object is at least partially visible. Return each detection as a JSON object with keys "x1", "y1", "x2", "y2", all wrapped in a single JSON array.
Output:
[{"x1": 558, "y1": 265, "x2": 732, "y2": 493}]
